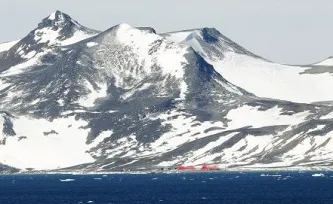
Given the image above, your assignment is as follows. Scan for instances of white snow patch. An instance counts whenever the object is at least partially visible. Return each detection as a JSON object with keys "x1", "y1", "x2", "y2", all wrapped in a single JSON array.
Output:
[
  {"x1": 61, "y1": 30, "x2": 94, "y2": 46},
  {"x1": 163, "y1": 31, "x2": 193, "y2": 43},
  {"x1": 106, "y1": 135, "x2": 139, "y2": 159},
  {"x1": 211, "y1": 52, "x2": 333, "y2": 103},
  {"x1": 60, "y1": 110, "x2": 117, "y2": 116},
  {"x1": 0, "y1": 116, "x2": 94, "y2": 170},
  {"x1": 182, "y1": 31, "x2": 208, "y2": 56},
  {"x1": 185, "y1": 132, "x2": 238, "y2": 165},
  {"x1": 219, "y1": 134, "x2": 276, "y2": 165},
  {"x1": 321, "y1": 112, "x2": 333, "y2": 119},
  {"x1": 0, "y1": 51, "x2": 46, "y2": 77},
  {"x1": 86, "y1": 42, "x2": 98, "y2": 47},
  {"x1": 88, "y1": 130, "x2": 113, "y2": 149},
  {"x1": 280, "y1": 131, "x2": 333, "y2": 164},
  {"x1": 57, "y1": 98, "x2": 65, "y2": 106},
  {"x1": 22, "y1": 50, "x2": 37, "y2": 59},
  {"x1": 226, "y1": 105, "x2": 309, "y2": 128},
  {"x1": 77, "y1": 80, "x2": 108, "y2": 107},
  {"x1": 121, "y1": 83, "x2": 152, "y2": 100},
  {"x1": 0, "y1": 40, "x2": 20, "y2": 52},
  {"x1": 48, "y1": 12, "x2": 56, "y2": 20},
  {"x1": 30, "y1": 99, "x2": 41, "y2": 105},
  {"x1": 143, "y1": 110, "x2": 226, "y2": 161},
  {"x1": 176, "y1": 81, "x2": 188, "y2": 100},
  {"x1": 155, "y1": 48, "x2": 188, "y2": 79},
  {"x1": 115, "y1": 24, "x2": 189, "y2": 79},
  {"x1": 308, "y1": 125, "x2": 325, "y2": 133},
  {"x1": 282, "y1": 137, "x2": 313, "y2": 160},
  {"x1": 33, "y1": 27, "x2": 95, "y2": 47}
]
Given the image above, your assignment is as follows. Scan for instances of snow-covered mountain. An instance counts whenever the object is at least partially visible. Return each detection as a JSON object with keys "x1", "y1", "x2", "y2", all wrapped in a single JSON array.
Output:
[
  {"x1": 1, "y1": 11, "x2": 333, "y2": 173},
  {"x1": 0, "y1": 10, "x2": 99, "y2": 75},
  {"x1": 163, "y1": 28, "x2": 333, "y2": 104}
]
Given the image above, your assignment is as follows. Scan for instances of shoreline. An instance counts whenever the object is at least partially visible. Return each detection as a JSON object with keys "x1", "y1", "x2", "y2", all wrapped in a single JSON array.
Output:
[{"x1": 2, "y1": 166, "x2": 333, "y2": 175}]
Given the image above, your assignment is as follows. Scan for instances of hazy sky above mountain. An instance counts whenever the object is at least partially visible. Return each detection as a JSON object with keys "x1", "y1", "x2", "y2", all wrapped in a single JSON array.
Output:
[{"x1": 0, "y1": 0, "x2": 332, "y2": 64}]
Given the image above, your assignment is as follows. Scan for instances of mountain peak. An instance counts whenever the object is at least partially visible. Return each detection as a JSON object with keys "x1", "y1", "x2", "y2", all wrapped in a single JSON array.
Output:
[
  {"x1": 48, "y1": 10, "x2": 66, "y2": 20},
  {"x1": 200, "y1": 27, "x2": 221, "y2": 43},
  {"x1": 136, "y1": 27, "x2": 157, "y2": 34},
  {"x1": 162, "y1": 27, "x2": 260, "y2": 61},
  {"x1": 2, "y1": 10, "x2": 99, "y2": 63},
  {"x1": 38, "y1": 10, "x2": 80, "y2": 30}
]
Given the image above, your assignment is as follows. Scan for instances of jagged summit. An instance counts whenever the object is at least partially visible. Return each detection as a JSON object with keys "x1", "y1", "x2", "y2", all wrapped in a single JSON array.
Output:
[
  {"x1": 33, "y1": 10, "x2": 99, "y2": 45},
  {"x1": 41, "y1": 10, "x2": 76, "y2": 27},
  {"x1": 16, "y1": 10, "x2": 98, "y2": 48},
  {"x1": 0, "y1": 10, "x2": 99, "y2": 74},
  {"x1": 48, "y1": 10, "x2": 69, "y2": 20}
]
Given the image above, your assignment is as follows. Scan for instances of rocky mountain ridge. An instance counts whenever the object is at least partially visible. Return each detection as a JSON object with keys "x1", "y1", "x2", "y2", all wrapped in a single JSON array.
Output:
[{"x1": 1, "y1": 11, "x2": 333, "y2": 172}]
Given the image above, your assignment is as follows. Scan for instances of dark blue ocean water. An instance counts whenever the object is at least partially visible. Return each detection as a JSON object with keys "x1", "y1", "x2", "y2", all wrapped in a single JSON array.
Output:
[{"x1": 0, "y1": 172, "x2": 333, "y2": 204}]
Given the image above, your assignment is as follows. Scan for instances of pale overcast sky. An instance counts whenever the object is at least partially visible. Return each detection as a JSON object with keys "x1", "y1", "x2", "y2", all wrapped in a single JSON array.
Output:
[{"x1": 0, "y1": 0, "x2": 332, "y2": 64}]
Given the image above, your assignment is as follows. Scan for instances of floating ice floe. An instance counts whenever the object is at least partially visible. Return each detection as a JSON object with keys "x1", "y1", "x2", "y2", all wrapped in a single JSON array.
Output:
[
  {"x1": 312, "y1": 173, "x2": 325, "y2": 177},
  {"x1": 59, "y1": 178, "x2": 76, "y2": 182}
]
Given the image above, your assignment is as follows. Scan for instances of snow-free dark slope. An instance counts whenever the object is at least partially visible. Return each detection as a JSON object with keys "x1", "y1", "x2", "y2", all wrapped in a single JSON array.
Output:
[{"x1": 1, "y1": 11, "x2": 333, "y2": 172}]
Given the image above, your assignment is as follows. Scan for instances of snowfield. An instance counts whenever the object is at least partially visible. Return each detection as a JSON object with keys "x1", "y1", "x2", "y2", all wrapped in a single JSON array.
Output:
[
  {"x1": 0, "y1": 116, "x2": 94, "y2": 170},
  {"x1": 212, "y1": 53, "x2": 333, "y2": 103}
]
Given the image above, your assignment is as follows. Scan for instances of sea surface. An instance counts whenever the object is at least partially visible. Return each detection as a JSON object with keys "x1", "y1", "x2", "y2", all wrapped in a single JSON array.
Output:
[{"x1": 1, "y1": 172, "x2": 333, "y2": 204}]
